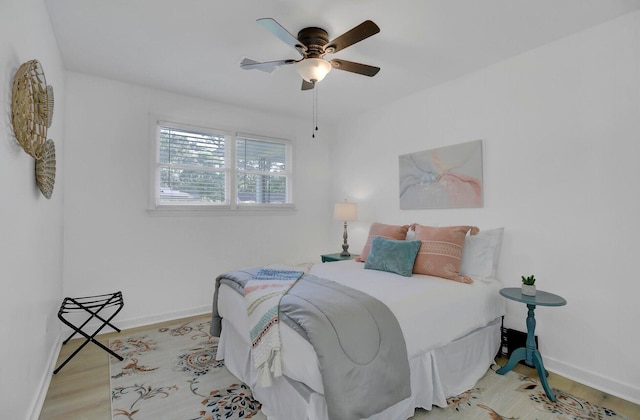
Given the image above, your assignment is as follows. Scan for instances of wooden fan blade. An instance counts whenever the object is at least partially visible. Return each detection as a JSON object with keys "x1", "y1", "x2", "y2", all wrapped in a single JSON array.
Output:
[
  {"x1": 301, "y1": 79, "x2": 315, "y2": 90},
  {"x1": 257, "y1": 18, "x2": 305, "y2": 56},
  {"x1": 240, "y1": 58, "x2": 295, "y2": 73},
  {"x1": 326, "y1": 20, "x2": 380, "y2": 53},
  {"x1": 330, "y1": 59, "x2": 380, "y2": 77}
]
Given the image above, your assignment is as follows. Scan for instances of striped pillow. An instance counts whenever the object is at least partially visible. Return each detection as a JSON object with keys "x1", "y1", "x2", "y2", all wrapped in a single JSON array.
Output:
[{"x1": 412, "y1": 224, "x2": 479, "y2": 283}]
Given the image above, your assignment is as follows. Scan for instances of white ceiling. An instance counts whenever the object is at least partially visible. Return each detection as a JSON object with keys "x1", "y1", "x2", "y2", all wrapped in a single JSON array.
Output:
[{"x1": 45, "y1": 0, "x2": 640, "y2": 125}]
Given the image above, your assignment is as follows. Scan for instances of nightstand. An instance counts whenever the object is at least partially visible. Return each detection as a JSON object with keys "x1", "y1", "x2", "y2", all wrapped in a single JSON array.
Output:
[
  {"x1": 320, "y1": 253, "x2": 359, "y2": 263},
  {"x1": 496, "y1": 287, "x2": 567, "y2": 402}
]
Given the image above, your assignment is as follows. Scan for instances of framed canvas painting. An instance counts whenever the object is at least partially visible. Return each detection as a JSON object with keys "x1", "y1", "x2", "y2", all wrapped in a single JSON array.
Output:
[{"x1": 399, "y1": 140, "x2": 483, "y2": 209}]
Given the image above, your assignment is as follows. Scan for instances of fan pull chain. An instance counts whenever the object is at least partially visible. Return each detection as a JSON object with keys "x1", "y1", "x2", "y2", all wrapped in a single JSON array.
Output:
[{"x1": 312, "y1": 83, "x2": 319, "y2": 139}]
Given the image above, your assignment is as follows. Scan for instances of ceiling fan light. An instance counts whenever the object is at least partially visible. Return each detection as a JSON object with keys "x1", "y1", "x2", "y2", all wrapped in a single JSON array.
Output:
[{"x1": 294, "y1": 58, "x2": 332, "y2": 83}]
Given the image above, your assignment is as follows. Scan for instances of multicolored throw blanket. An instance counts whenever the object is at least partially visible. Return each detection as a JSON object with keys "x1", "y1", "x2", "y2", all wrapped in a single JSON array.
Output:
[
  {"x1": 244, "y1": 268, "x2": 304, "y2": 387},
  {"x1": 211, "y1": 267, "x2": 411, "y2": 420}
]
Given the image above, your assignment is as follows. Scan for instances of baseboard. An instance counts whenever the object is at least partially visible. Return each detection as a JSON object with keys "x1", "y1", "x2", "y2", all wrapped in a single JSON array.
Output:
[
  {"x1": 28, "y1": 331, "x2": 63, "y2": 420},
  {"x1": 115, "y1": 305, "x2": 211, "y2": 331},
  {"x1": 545, "y1": 356, "x2": 640, "y2": 406},
  {"x1": 57, "y1": 305, "x2": 212, "y2": 339}
]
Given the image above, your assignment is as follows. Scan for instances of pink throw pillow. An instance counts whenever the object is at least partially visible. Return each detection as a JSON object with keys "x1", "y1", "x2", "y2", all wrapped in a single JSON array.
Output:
[
  {"x1": 356, "y1": 223, "x2": 410, "y2": 262},
  {"x1": 412, "y1": 225, "x2": 479, "y2": 283}
]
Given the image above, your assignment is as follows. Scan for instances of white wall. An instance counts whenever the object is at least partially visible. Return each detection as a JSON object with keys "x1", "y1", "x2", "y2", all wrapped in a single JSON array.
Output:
[
  {"x1": 330, "y1": 11, "x2": 640, "y2": 403},
  {"x1": 62, "y1": 72, "x2": 334, "y2": 328},
  {"x1": 0, "y1": 0, "x2": 65, "y2": 418},
  {"x1": 3, "y1": 3, "x2": 638, "y2": 417}
]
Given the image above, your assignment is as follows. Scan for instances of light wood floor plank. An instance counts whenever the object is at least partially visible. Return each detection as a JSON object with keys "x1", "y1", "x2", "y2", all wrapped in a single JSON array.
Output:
[{"x1": 39, "y1": 314, "x2": 640, "y2": 419}]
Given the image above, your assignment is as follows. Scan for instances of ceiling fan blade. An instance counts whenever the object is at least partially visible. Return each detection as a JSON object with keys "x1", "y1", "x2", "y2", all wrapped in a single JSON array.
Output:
[
  {"x1": 326, "y1": 20, "x2": 380, "y2": 53},
  {"x1": 257, "y1": 18, "x2": 305, "y2": 56},
  {"x1": 240, "y1": 57, "x2": 295, "y2": 73},
  {"x1": 330, "y1": 59, "x2": 380, "y2": 77},
  {"x1": 301, "y1": 79, "x2": 315, "y2": 90}
]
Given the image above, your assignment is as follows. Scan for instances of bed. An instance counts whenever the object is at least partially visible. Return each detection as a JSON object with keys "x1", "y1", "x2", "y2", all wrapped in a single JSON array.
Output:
[{"x1": 211, "y1": 225, "x2": 505, "y2": 420}]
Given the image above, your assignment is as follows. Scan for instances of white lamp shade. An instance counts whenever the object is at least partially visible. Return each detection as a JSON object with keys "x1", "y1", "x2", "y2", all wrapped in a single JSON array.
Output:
[
  {"x1": 295, "y1": 58, "x2": 332, "y2": 83},
  {"x1": 334, "y1": 202, "x2": 358, "y2": 221}
]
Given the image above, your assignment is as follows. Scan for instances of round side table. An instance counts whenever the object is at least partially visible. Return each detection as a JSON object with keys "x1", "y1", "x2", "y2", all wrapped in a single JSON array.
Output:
[{"x1": 496, "y1": 287, "x2": 567, "y2": 402}]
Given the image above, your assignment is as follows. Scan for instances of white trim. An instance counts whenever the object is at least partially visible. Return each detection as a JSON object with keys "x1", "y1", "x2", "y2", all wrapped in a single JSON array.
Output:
[
  {"x1": 545, "y1": 355, "x2": 640, "y2": 405},
  {"x1": 28, "y1": 332, "x2": 63, "y2": 420},
  {"x1": 109, "y1": 305, "x2": 212, "y2": 331},
  {"x1": 148, "y1": 115, "x2": 159, "y2": 210},
  {"x1": 147, "y1": 204, "x2": 296, "y2": 216},
  {"x1": 56, "y1": 305, "x2": 212, "y2": 339}
]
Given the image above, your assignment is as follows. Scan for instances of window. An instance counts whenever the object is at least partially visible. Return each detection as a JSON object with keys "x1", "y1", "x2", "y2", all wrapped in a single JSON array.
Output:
[
  {"x1": 236, "y1": 136, "x2": 289, "y2": 205},
  {"x1": 157, "y1": 124, "x2": 227, "y2": 205},
  {"x1": 151, "y1": 119, "x2": 293, "y2": 212}
]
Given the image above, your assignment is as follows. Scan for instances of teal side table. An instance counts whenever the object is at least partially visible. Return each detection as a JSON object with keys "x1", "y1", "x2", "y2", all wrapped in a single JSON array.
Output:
[
  {"x1": 496, "y1": 287, "x2": 567, "y2": 402},
  {"x1": 321, "y1": 253, "x2": 359, "y2": 263}
]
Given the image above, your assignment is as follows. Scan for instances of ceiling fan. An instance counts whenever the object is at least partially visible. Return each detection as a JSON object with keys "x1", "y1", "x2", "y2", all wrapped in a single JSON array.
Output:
[{"x1": 240, "y1": 18, "x2": 381, "y2": 90}]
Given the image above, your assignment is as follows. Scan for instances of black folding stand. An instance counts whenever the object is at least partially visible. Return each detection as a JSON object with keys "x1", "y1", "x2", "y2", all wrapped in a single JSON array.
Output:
[{"x1": 54, "y1": 291, "x2": 124, "y2": 374}]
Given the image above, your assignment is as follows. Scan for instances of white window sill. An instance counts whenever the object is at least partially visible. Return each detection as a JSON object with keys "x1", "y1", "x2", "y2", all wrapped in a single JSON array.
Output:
[{"x1": 146, "y1": 204, "x2": 296, "y2": 217}]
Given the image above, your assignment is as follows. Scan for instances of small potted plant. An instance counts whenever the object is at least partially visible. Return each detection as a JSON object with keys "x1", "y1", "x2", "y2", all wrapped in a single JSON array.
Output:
[{"x1": 521, "y1": 275, "x2": 536, "y2": 296}]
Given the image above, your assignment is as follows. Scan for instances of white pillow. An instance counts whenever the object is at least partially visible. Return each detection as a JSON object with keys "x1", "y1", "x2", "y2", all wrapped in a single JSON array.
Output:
[{"x1": 460, "y1": 227, "x2": 504, "y2": 282}]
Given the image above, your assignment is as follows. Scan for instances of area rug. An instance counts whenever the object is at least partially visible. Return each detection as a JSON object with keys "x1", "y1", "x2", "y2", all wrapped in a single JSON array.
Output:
[
  {"x1": 109, "y1": 318, "x2": 265, "y2": 420},
  {"x1": 414, "y1": 365, "x2": 631, "y2": 420},
  {"x1": 109, "y1": 318, "x2": 629, "y2": 420}
]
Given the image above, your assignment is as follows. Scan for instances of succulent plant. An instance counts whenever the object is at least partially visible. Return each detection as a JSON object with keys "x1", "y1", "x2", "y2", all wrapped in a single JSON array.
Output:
[{"x1": 521, "y1": 275, "x2": 536, "y2": 285}]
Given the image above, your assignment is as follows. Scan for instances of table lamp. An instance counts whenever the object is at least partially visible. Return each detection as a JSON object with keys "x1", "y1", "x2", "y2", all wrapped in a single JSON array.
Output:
[{"x1": 334, "y1": 200, "x2": 358, "y2": 257}]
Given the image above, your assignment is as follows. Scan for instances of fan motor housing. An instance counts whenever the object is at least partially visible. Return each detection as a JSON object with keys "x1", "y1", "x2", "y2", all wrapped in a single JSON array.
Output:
[{"x1": 297, "y1": 27, "x2": 330, "y2": 57}]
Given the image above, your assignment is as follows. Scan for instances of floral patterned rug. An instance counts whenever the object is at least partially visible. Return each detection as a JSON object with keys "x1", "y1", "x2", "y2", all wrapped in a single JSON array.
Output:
[
  {"x1": 109, "y1": 318, "x2": 265, "y2": 420},
  {"x1": 109, "y1": 318, "x2": 630, "y2": 420},
  {"x1": 412, "y1": 365, "x2": 631, "y2": 420}
]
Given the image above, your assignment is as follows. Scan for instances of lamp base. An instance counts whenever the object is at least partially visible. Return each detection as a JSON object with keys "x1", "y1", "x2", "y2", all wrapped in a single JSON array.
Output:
[{"x1": 340, "y1": 244, "x2": 350, "y2": 257}]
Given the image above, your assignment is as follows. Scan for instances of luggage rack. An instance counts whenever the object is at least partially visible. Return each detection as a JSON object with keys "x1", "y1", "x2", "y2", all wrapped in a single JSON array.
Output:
[{"x1": 54, "y1": 291, "x2": 124, "y2": 374}]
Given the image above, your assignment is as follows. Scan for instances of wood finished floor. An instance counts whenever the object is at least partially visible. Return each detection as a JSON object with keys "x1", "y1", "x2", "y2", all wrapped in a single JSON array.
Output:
[{"x1": 39, "y1": 314, "x2": 640, "y2": 419}]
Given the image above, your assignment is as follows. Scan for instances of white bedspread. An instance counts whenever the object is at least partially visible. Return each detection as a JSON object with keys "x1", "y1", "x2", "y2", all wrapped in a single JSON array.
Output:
[{"x1": 216, "y1": 260, "x2": 505, "y2": 395}]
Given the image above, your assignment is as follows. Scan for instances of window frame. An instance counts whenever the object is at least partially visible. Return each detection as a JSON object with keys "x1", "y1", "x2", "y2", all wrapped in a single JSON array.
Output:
[{"x1": 148, "y1": 116, "x2": 295, "y2": 215}]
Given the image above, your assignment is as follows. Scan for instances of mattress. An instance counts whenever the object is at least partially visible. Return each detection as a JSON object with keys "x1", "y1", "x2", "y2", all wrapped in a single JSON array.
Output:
[{"x1": 215, "y1": 260, "x2": 505, "y2": 396}]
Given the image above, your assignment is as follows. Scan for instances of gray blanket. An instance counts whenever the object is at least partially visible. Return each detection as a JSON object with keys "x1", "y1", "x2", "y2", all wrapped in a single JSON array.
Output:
[{"x1": 210, "y1": 268, "x2": 411, "y2": 420}]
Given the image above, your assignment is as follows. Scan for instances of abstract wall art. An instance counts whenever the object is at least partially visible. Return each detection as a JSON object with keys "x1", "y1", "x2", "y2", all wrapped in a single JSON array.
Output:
[{"x1": 399, "y1": 140, "x2": 483, "y2": 209}]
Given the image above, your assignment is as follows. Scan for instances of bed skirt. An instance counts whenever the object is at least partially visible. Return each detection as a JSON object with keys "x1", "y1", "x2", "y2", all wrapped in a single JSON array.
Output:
[{"x1": 216, "y1": 316, "x2": 501, "y2": 420}]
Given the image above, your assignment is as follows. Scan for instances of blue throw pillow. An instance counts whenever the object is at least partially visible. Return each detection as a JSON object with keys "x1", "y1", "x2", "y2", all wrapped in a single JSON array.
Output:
[{"x1": 364, "y1": 237, "x2": 422, "y2": 277}]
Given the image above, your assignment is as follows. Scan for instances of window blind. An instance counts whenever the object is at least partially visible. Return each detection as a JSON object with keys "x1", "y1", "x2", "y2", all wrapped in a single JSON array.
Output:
[
  {"x1": 236, "y1": 137, "x2": 289, "y2": 204},
  {"x1": 158, "y1": 126, "x2": 227, "y2": 205}
]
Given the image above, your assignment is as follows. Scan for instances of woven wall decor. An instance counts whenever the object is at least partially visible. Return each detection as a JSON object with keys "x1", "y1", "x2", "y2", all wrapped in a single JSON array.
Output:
[
  {"x1": 11, "y1": 60, "x2": 53, "y2": 158},
  {"x1": 35, "y1": 139, "x2": 56, "y2": 199},
  {"x1": 46, "y1": 84, "x2": 54, "y2": 128},
  {"x1": 11, "y1": 59, "x2": 57, "y2": 198}
]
